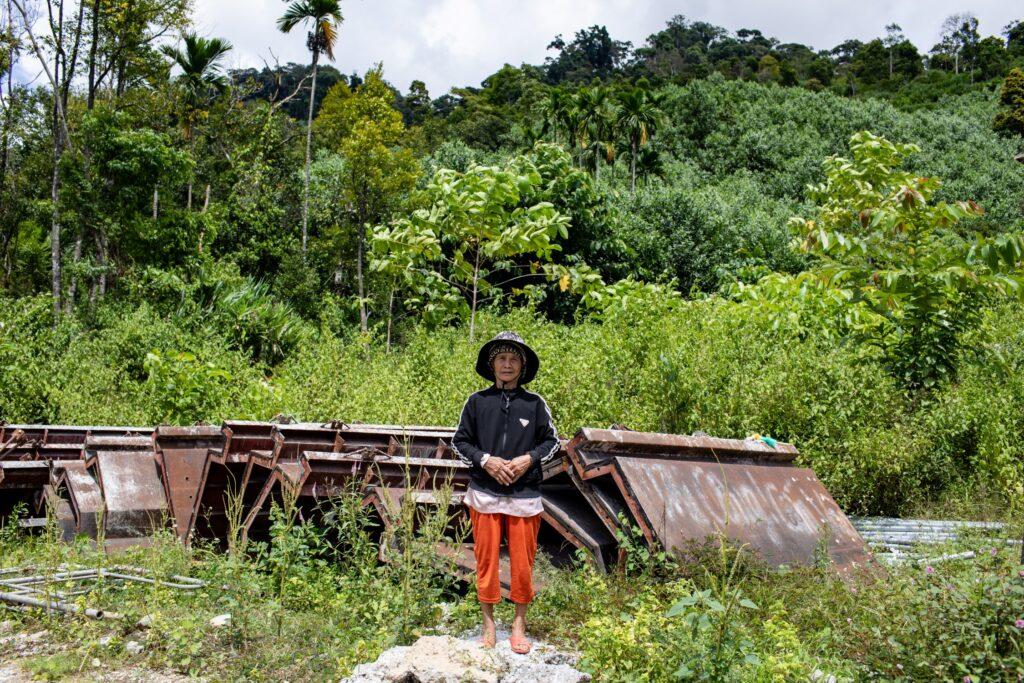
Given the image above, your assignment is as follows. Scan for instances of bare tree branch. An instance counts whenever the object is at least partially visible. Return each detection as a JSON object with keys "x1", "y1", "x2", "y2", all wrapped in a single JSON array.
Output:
[{"x1": 11, "y1": 0, "x2": 71, "y2": 148}]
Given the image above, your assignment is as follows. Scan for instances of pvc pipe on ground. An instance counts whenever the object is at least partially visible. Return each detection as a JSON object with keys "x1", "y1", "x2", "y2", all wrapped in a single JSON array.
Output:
[{"x1": 0, "y1": 591, "x2": 121, "y2": 620}]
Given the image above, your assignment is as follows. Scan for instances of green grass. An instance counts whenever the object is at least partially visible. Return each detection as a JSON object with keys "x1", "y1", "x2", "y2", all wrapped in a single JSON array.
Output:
[{"x1": 2, "y1": 501, "x2": 1022, "y2": 682}]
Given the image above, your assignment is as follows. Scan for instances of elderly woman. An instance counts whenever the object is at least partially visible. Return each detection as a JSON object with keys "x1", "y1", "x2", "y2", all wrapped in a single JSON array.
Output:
[{"x1": 452, "y1": 331, "x2": 559, "y2": 654}]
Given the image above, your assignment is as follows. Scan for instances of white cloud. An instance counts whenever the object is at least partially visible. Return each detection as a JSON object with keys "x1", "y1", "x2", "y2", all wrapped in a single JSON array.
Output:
[{"x1": 11, "y1": 0, "x2": 1023, "y2": 97}]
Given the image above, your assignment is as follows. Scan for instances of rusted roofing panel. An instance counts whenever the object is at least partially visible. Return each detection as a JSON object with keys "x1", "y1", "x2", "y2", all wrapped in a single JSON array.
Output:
[{"x1": 612, "y1": 457, "x2": 870, "y2": 570}]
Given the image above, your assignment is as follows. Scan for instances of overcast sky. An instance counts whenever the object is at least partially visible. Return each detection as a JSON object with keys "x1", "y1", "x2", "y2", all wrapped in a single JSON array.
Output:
[{"x1": 13, "y1": 0, "x2": 1024, "y2": 96}]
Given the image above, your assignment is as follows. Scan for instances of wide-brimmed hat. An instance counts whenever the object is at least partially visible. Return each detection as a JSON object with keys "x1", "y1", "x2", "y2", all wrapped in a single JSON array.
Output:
[{"x1": 475, "y1": 331, "x2": 540, "y2": 385}]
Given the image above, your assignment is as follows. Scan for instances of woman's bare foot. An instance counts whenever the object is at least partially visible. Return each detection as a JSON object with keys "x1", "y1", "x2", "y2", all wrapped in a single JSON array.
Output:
[
  {"x1": 480, "y1": 603, "x2": 497, "y2": 648},
  {"x1": 510, "y1": 602, "x2": 530, "y2": 653}
]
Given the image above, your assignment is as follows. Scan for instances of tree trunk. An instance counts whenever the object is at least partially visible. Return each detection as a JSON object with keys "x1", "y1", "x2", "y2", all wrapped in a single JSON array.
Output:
[
  {"x1": 386, "y1": 282, "x2": 395, "y2": 353},
  {"x1": 630, "y1": 137, "x2": 637, "y2": 194},
  {"x1": 11, "y1": 0, "x2": 75, "y2": 321},
  {"x1": 187, "y1": 135, "x2": 194, "y2": 209},
  {"x1": 89, "y1": 230, "x2": 101, "y2": 306},
  {"x1": 50, "y1": 143, "x2": 63, "y2": 319},
  {"x1": 0, "y1": 0, "x2": 13, "y2": 179},
  {"x1": 469, "y1": 249, "x2": 480, "y2": 341},
  {"x1": 12, "y1": 0, "x2": 71, "y2": 145},
  {"x1": 86, "y1": 0, "x2": 100, "y2": 108},
  {"x1": 301, "y1": 49, "x2": 319, "y2": 258},
  {"x1": 64, "y1": 232, "x2": 82, "y2": 314},
  {"x1": 60, "y1": 0, "x2": 85, "y2": 108},
  {"x1": 96, "y1": 229, "x2": 107, "y2": 298},
  {"x1": 198, "y1": 187, "x2": 209, "y2": 255},
  {"x1": 888, "y1": 49, "x2": 893, "y2": 78},
  {"x1": 356, "y1": 200, "x2": 367, "y2": 333}
]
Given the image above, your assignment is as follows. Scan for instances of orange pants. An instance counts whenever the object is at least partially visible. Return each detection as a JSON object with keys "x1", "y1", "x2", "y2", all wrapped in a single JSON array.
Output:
[{"x1": 469, "y1": 508, "x2": 541, "y2": 604}]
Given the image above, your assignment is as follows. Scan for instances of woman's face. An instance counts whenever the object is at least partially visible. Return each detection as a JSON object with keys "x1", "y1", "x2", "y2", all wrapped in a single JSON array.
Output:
[{"x1": 493, "y1": 351, "x2": 523, "y2": 386}]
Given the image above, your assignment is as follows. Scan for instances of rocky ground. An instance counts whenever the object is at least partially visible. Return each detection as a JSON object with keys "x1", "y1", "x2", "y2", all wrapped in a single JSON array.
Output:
[
  {"x1": 343, "y1": 629, "x2": 590, "y2": 683},
  {"x1": 0, "y1": 621, "x2": 195, "y2": 683},
  {"x1": 1, "y1": 618, "x2": 588, "y2": 683}
]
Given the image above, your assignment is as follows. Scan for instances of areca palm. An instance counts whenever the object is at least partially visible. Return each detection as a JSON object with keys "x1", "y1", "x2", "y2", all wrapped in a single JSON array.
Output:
[
  {"x1": 278, "y1": 0, "x2": 344, "y2": 258},
  {"x1": 616, "y1": 87, "x2": 665, "y2": 193},
  {"x1": 161, "y1": 32, "x2": 233, "y2": 210},
  {"x1": 574, "y1": 86, "x2": 618, "y2": 182},
  {"x1": 635, "y1": 146, "x2": 665, "y2": 185},
  {"x1": 536, "y1": 89, "x2": 573, "y2": 145}
]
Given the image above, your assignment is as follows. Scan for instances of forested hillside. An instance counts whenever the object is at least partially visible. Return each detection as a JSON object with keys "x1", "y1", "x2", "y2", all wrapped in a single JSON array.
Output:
[{"x1": 3, "y1": 4, "x2": 1024, "y2": 515}]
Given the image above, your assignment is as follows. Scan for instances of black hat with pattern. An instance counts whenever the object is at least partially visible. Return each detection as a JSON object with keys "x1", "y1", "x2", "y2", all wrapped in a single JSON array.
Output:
[{"x1": 475, "y1": 331, "x2": 540, "y2": 385}]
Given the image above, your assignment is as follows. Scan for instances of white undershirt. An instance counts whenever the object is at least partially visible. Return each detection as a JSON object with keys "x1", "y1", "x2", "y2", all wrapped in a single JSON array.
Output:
[{"x1": 465, "y1": 454, "x2": 543, "y2": 517}]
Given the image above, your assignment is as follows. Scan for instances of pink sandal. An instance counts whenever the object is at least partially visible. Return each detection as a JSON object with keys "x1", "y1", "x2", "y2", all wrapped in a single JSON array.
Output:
[{"x1": 509, "y1": 636, "x2": 532, "y2": 655}]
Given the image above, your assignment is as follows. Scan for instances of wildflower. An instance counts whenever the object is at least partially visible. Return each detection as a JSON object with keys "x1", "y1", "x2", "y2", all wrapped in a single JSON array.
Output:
[
  {"x1": 1019, "y1": 570, "x2": 1024, "y2": 579},
  {"x1": 990, "y1": 547, "x2": 998, "y2": 557},
  {"x1": 925, "y1": 566, "x2": 935, "y2": 575},
  {"x1": 897, "y1": 664, "x2": 903, "y2": 670},
  {"x1": 964, "y1": 676, "x2": 972, "y2": 683},
  {"x1": 1015, "y1": 619, "x2": 1024, "y2": 629}
]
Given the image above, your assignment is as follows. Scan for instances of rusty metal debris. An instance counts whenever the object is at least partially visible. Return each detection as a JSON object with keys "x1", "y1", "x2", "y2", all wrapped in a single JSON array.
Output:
[
  {"x1": 1, "y1": 422, "x2": 873, "y2": 585},
  {"x1": 564, "y1": 428, "x2": 871, "y2": 571}
]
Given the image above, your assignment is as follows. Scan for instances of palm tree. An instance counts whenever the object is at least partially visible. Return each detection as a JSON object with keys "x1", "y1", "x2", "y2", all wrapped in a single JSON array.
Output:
[
  {"x1": 574, "y1": 86, "x2": 618, "y2": 182},
  {"x1": 635, "y1": 146, "x2": 666, "y2": 185},
  {"x1": 616, "y1": 87, "x2": 665, "y2": 193},
  {"x1": 572, "y1": 87, "x2": 601, "y2": 162},
  {"x1": 536, "y1": 89, "x2": 573, "y2": 146},
  {"x1": 161, "y1": 32, "x2": 233, "y2": 210},
  {"x1": 278, "y1": 0, "x2": 344, "y2": 258}
]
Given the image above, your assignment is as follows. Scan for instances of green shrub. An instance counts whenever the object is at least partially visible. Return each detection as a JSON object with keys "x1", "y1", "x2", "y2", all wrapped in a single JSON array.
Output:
[
  {"x1": 848, "y1": 554, "x2": 1024, "y2": 681},
  {"x1": 614, "y1": 170, "x2": 803, "y2": 292}
]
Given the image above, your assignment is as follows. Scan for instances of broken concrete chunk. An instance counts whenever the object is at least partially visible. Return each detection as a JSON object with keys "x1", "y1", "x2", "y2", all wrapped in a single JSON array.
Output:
[{"x1": 209, "y1": 613, "x2": 231, "y2": 628}]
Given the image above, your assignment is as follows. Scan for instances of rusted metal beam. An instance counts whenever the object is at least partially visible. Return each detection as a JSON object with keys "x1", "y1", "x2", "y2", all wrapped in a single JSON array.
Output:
[
  {"x1": 51, "y1": 461, "x2": 103, "y2": 538},
  {"x1": 567, "y1": 428, "x2": 797, "y2": 480},
  {"x1": 0, "y1": 424, "x2": 151, "y2": 442},
  {"x1": 0, "y1": 461, "x2": 48, "y2": 521},
  {"x1": 154, "y1": 426, "x2": 225, "y2": 542},
  {"x1": 190, "y1": 447, "x2": 245, "y2": 543},
  {"x1": 41, "y1": 484, "x2": 76, "y2": 541},
  {"x1": 87, "y1": 450, "x2": 168, "y2": 539},
  {"x1": 541, "y1": 485, "x2": 617, "y2": 573}
]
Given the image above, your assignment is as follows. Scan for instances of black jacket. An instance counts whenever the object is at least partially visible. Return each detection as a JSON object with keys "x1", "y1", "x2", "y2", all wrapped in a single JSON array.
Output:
[{"x1": 452, "y1": 385, "x2": 559, "y2": 498}]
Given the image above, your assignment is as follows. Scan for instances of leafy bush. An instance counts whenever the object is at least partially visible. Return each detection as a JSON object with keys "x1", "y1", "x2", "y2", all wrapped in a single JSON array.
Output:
[
  {"x1": 144, "y1": 350, "x2": 232, "y2": 425},
  {"x1": 847, "y1": 553, "x2": 1024, "y2": 681},
  {"x1": 660, "y1": 78, "x2": 1024, "y2": 233},
  {"x1": 615, "y1": 169, "x2": 804, "y2": 292},
  {"x1": 207, "y1": 277, "x2": 311, "y2": 366}
]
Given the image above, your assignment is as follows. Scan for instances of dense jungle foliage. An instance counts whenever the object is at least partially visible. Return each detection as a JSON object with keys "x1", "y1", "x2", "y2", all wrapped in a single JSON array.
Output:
[
  {"x1": 2, "y1": 5, "x2": 1024, "y2": 515},
  {"x1": 2, "y1": 5, "x2": 1024, "y2": 682}
]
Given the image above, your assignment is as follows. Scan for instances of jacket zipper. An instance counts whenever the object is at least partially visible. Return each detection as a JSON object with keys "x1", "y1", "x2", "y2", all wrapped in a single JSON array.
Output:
[{"x1": 499, "y1": 391, "x2": 510, "y2": 459}]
